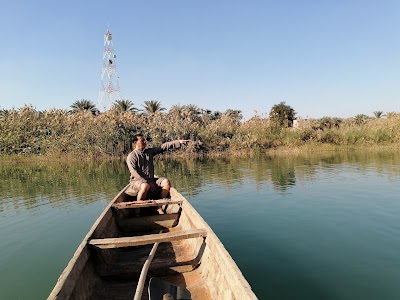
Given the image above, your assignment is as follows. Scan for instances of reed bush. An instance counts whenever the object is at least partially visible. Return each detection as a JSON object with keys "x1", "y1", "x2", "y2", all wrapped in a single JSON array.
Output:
[
  {"x1": 230, "y1": 117, "x2": 273, "y2": 149},
  {"x1": 0, "y1": 105, "x2": 399, "y2": 158},
  {"x1": 315, "y1": 130, "x2": 341, "y2": 144},
  {"x1": 199, "y1": 114, "x2": 240, "y2": 151}
]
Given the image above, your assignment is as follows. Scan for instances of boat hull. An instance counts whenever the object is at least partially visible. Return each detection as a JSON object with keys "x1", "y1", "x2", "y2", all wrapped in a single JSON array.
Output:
[{"x1": 48, "y1": 185, "x2": 257, "y2": 299}]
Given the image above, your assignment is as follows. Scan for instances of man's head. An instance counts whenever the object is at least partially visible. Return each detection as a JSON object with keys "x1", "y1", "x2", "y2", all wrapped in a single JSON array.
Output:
[{"x1": 133, "y1": 134, "x2": 146, "y2": 150}]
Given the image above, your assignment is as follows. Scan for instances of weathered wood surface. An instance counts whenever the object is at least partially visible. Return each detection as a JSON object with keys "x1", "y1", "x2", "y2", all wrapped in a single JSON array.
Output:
[
  {"x1": 174, "y1": 187, "x2": 258, "y2": 300},
  {"x1": 117, "y1": 213, "x2": 180, "y2": 233},
  {"x1": 133, "y1": 230, "x2": 162, "y2": 300},
  {"x1": 48, "y1": 185, "x2": 258, "y2": 300},
  {"x1": 89, "y1": 229, "x2": 208, "y2": 249},
  {"x1": 112, "y1": 199, "x2": 183, "y2": 209}
]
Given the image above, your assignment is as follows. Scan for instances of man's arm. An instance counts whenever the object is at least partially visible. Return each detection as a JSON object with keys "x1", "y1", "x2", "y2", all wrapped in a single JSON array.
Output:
[
  {"x1": 178, "y1": 139, "x2": 191, "y2": 145},
  {"x1": 152, "y1": 140, "x2": 191, "y2": 155}
]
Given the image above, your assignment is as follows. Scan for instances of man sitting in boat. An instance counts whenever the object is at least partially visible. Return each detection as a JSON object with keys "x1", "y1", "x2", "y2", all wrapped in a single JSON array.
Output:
[{"x1": 126, "y1": 134, "x2": 190, "y2": 214}]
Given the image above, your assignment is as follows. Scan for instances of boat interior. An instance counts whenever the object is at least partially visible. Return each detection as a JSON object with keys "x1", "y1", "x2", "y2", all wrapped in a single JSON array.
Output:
[
  {"x1": 70, "y1": 189, "x2": 214, "y2": 299},
  {"x1": 50, "y1": 187, "x2": 253, "y2": 300}
]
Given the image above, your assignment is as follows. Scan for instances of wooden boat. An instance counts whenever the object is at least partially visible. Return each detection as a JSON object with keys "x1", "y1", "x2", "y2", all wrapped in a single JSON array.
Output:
[{"x1": 48, "y1": 185, "x2": 257, "y2": 299}]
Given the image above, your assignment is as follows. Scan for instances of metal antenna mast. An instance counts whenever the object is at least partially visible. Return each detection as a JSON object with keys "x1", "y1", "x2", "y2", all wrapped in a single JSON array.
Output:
[{"x1": 98, "y1": 28, "x2": 121, "y2": 109}]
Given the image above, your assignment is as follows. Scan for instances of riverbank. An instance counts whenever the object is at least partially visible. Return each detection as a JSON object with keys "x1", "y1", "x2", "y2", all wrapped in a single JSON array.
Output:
[
  {"x1": 1, "y1": 143, "x2": 399, "y2": 165},
  {"x1": 1, "y1": 106, "x2": 399, "y2": 158}
]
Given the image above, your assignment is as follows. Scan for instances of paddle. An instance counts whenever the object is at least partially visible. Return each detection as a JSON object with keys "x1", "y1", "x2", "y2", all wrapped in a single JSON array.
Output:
[{"x1": 132, "y1": 230, "x2": 162, "y2": 300}]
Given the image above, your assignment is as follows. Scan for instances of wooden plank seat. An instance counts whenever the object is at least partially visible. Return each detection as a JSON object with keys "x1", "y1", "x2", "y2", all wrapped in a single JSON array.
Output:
[
  {"x1": 112, "y1": 199, "x2": 183, "y2": 209},
  {"x1": 89, "y1": 229, "x2": 207, "y2": 249}
]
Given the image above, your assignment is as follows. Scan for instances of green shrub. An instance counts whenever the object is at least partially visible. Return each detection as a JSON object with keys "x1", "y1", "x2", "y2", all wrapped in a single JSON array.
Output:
[{"x1": 1, "y1": 105, "x2": 400, "y2": 157}]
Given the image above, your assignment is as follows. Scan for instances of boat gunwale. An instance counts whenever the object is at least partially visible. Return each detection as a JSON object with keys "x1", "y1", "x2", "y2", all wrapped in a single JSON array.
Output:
[
  {"x1": 177, "y1": 190, "x2": 258, "y2": 299},
  {"x1": 48, "y1": 186, "x2": 257, "y2": 300},
  {"x1": 47, "y1": 184, "x2": 130, "y2": 299}
]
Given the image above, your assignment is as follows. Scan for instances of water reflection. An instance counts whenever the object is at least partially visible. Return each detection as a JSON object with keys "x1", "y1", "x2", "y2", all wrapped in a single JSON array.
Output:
[
  {"x1": 160, "y1": 150, "x2": 400, "y2": 196},
  {"x1": 0, "y1": 151, "x2": 400, "y2": 213},
  {"x1": 0, "y1": 161, "x2": 129, "y2": 216},
  {"x1": 1, "y1": 150, "x2": 400, "y2": 214},
  {"x1": 1, "y1": 150, "x2": 400, "y2": 299}
]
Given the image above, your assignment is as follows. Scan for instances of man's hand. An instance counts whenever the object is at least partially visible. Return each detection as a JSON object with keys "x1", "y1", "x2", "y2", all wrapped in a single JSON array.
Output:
[{"x1": 179, "y1": 139, "x2": 191, "y2": 144}]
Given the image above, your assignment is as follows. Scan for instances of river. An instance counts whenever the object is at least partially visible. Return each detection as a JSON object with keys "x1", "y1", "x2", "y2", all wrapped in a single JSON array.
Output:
[{"x1": 1, "y1": 150, "x2": 400, "y2": 299}]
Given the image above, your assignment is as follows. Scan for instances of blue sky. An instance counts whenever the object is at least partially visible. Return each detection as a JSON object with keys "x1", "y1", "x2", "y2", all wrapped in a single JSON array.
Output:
[{"x1": 0, "y1": 1, "x2": 399, "y2": 120}]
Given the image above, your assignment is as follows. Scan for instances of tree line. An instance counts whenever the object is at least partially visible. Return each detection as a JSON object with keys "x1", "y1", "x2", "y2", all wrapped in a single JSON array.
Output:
[{"x1": 0, "y1": 99, "x2": 399, "y2": 158}]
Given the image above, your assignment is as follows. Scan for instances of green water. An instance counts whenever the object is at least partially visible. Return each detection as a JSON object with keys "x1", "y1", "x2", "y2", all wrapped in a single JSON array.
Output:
[{"x1": 1, "y1": 150, "x2": 400, "y2": 299}]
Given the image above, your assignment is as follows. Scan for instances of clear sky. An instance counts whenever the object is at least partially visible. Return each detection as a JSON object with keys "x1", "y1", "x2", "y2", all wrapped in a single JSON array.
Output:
[{"x1": 0, "y1": 0, "x2": 399, "y2": 120}]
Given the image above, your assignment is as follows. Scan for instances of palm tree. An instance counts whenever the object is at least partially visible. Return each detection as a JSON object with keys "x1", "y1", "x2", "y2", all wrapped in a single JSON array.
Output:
[
  {"x1": 141, "y1": 100, "x2": 166, "y2": 115},
  {"x1": 318, "y1": 116, "x2": 333, "y2": 129},
  {"x1": 70, "y1": 99, "x2": 99, "y2": 115},
  {"x1": 184, "y1": 104, "x2": 200, "y2": 115},
  {"x1": 112, "y1": 99, "x2": 137, "y2": 112},
  {"x1": 182, "y1": 104, "x2": 202, "y2": 122},
  {"x1": 199, "y1": 108, "x2": 214, "y2": 123},
  {"x1": 386, "y1": 112, "x2": 398, "y2": 118},
  {"x1": 169, "y1": 104, "x2": 201, "y2": 119},
  {"x1": 373, "y1": 111, "x2": 384, "y2": 119},
  {"x1": 353, "y1": 114, "x2": 369, "y2": 126},
  {"x1": 332, "y1": 117, "x2": 343, "y2": 128},
  {"x1": 169, "y1": 104, "x2": 185, "y2": 117}
]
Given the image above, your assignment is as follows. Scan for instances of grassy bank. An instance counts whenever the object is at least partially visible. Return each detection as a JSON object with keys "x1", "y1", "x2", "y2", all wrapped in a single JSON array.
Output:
[{"x1": 1, "y1": 105, "x2": 399, "y2": 160}]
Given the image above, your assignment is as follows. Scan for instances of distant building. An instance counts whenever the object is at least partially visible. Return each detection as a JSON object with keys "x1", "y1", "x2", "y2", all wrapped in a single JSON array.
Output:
[{"x1": 293, "y1": 118, "x2": 308, "y2": 129}]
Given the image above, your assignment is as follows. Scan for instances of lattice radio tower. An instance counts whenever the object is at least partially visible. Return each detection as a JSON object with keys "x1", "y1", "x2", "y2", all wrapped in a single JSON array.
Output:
[{"x1": 98, "y1": 28, "x2": 121, "y2": 109}]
